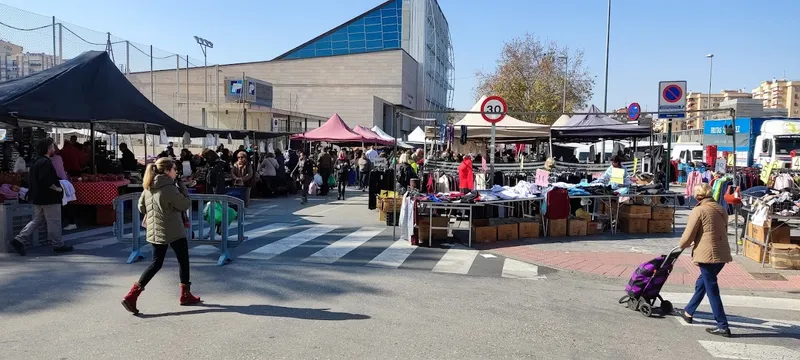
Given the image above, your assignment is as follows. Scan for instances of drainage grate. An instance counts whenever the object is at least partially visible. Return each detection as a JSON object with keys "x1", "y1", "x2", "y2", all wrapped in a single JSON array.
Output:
[{"x1": 750, "y1": 273, "x2": 787, "y2": 281}]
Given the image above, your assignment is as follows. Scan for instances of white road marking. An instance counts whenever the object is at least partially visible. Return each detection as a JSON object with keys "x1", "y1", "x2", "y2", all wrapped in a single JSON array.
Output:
[
  {"x1": 674, "y1": 313, "x2": 800, "y2": 333},
  {"x1": 241, "y1": 223, "x2": 293, "y2": 241},
  {"x1": 188, "y1": 245, "x2": 218, "y2": 257},
  {"x1": 304, "y1": 228, "x2": 384, "y2": 264},
  {"x1": 73, "y1": 236, "x2": 118, "y2": 250},
  {"x1": 698, "y1": 340, "x2": 799, "y2": 359},
  {"x1": 367, "y1": 240, "x2": 417, "y2": 268},
  {"x1": 240, "y1": 225, "x2": 338, "y2": 260},
  {"x1": 502, "y1": 258, "x2": 546, "y2": 280},
  {"x1": 661, "y1": 292, "x2": 800, "y2": 312},
  {"x1": 481, "y1": 253, "x2": 497, "y2": 258},
  {"x1": 432, "y1": 245, "x2": 479, "y2": 275}
]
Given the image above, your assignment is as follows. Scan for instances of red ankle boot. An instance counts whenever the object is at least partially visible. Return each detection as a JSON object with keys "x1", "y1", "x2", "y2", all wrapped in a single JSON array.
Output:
[
  {"x1": 121, "y1": 283, "x2": 144, "y2": 314},
  {"x1": 179, "y1": 283, "x2": 202, "y2": 305}
]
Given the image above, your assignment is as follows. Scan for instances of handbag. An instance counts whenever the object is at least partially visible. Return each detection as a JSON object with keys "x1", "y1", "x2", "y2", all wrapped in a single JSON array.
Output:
[{"x1": 723, "y1": 185, "x2": 742, "y2": 205}]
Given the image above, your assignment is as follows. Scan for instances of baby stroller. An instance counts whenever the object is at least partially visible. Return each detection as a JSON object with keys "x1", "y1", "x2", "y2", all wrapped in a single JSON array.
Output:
[{"x1": 618, "y1": 246, "x2": 683, "y2": 317}]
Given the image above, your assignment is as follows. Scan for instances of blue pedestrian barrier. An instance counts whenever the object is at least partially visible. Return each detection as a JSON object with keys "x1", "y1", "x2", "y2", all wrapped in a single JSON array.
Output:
[{"x1": 113, "y1": 192, "x2": 247, "y2": 266}]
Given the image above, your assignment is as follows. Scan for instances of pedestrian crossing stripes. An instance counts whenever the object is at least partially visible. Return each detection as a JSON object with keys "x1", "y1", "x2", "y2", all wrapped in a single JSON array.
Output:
[
  {"x1": 698, "y1": 340, "x2": 799, "y2": 359},
  {"x1": 65, "y1": 224, "x2": 546, "y2": 280},
  {"x1": 644, "y1": 293, "x2": 800, "y2": 359}
]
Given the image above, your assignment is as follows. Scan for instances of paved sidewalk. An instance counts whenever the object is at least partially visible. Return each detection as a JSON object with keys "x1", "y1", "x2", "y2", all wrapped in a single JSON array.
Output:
[{"x1": 487, "y1": 243, "x2": 800, "y2": 291}]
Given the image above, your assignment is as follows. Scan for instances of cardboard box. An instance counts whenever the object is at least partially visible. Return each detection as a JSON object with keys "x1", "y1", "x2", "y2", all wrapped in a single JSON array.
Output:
[
  {"x1": 587, "y1": 221, "x2": 603, "y2": 235},
  {"x1": 743, "y1": 240, "x2": 769, "y2": 264},
  {"x1": 517, "y1": 220, "x2": 540, "y2": 238},
  {"x1": 568, "y1": 219, "x2": 588, "y2": 236},
  {"x1": 379, "y1": 198, "x2": 401, "y2": 212},
  {"x1": 748, "y1": 221, "x2": 791, "y2": 244},
  {"x1": 651, "y1": 206, "x2": 675, "y2": 220},
  {"x1": 770, "y1": 243, "x2": 800, "y2": 270},
  {"x1": 471, "y1": 219, "x2": 497, "y2": 243},
  {"x1": 618, "y1": 205, "x2": 651, "y2": 219},
  {"x1": 548, "y1": 218, "x2": 567, "y2": 237},
  {"x1": 496, "y1": 221, "x2": 519, "y2": 241},
  {"x1": 648, "y1": 219, "x2": 672, "y2": 233},
  {"x1": 618, "y1": 217, "x2": 648, "y2": 234}
]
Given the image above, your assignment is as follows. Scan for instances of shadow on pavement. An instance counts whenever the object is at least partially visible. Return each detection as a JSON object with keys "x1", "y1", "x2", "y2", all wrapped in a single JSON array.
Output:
[{"x1": 136, "y1": 303, "x2": 371, "y2": 321}]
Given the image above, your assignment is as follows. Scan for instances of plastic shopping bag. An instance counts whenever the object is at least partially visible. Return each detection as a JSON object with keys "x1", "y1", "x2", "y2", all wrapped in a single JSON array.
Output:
[
  {"x1": 328, "y1": 175, "x2": 336, "y2": 187},
  {"x1": 309, "y1": 182, "x2": 318, "y2": 195},
  {"x1": 203, "y1": 201, "x2": 238, "y2": 226}
]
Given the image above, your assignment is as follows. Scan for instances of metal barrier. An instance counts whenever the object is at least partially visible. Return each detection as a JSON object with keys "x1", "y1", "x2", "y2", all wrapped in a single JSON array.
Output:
[{"x1": 113, "y1": 192, "x2": 247, "y2": 266}]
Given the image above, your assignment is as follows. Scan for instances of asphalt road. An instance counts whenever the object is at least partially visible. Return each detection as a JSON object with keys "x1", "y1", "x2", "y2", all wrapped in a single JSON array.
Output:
[{"x1": 1, "y1": 190, "x2": 797, "y2": 359}]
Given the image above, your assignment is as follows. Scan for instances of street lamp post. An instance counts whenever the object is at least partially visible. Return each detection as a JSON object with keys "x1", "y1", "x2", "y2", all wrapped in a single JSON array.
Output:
[
  {"x1": 194, "y1": 36, "x2": 214, "y2": 103},
  {"x1": 602, "y1": 0, "x2": 611, "y2": 112},
  {"x1": 706, "y1": 54, "x2": 714, "y2": 122},
  {"x1": 559, "y1": 55, "x2": 568, "y2": 113}
]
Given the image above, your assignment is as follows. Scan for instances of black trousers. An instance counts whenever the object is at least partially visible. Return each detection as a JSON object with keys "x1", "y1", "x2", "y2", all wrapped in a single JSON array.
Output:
[
  {"x1": 338, "y1": 180, "x2": 347, "y2": 198},
  {"x1": 319, "y1": 168, "x2": 332, "y2": 195},
  {"x1": 138, "y1": 238, "x2": 190, "y2": 286},
  {"x1": 360, "y1": 171, "x2": 369, "y2": 190}
]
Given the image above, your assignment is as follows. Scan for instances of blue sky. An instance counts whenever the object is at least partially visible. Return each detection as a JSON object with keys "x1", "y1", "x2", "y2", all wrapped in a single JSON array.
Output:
[{"x1": 2, "y1": 0, "x2": 798, "y2": 113}]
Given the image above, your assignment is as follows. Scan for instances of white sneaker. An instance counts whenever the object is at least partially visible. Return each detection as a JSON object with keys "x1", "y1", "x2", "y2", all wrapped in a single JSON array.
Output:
[{"x1": 63, "y1": 224, "x2": 77, "y2": 231}]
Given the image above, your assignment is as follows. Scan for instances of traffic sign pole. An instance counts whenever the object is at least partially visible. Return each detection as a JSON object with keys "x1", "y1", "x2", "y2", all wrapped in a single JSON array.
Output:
[
  {"x1": 481, "y1": 96, "x2": 507, "y2": 186},
  {"x1": 490, "y1": 123, "x2": 496, "y2": 184}
]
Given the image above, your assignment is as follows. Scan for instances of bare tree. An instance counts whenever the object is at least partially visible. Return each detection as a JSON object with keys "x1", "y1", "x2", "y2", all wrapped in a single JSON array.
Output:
[{"x1": 474, "y1": 33, "x2": 594, "y2": 125}]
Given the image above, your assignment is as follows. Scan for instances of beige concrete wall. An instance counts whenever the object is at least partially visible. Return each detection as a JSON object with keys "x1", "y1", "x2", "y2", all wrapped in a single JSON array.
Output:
[{"x1": 128, "y1": 50, "x2": 410, "y2": 131}]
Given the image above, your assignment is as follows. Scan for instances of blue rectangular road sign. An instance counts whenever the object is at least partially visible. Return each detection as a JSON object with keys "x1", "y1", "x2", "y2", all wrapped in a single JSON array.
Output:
[{"x1": 659, "y1": 113, "x2": 686, "y2": 119}]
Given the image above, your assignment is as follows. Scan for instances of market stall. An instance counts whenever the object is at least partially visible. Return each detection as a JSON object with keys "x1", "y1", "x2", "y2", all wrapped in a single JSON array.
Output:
[
  {"x1": 739, "y1": 166, "x2": 800, "y2": 270},
  {"x1": 376, "y1": 159, "x2": 679, "y2": 248}
]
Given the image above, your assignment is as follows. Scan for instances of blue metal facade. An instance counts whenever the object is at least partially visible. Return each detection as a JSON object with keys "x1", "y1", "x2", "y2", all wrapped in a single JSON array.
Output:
[{"x1": 276, "y1": 0, "x2": 402, "y2": 60}]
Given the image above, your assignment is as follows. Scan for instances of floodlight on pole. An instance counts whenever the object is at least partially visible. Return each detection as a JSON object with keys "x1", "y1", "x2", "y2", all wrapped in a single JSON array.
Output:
[{"x1": 194, "y1": 36, "x2": 213, "y2": 102}]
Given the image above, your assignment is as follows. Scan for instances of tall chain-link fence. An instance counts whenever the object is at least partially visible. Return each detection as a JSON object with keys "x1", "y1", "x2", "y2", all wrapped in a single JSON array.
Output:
[{"x1": 0, "y1": 3, "x2": 225, "y2": 128}]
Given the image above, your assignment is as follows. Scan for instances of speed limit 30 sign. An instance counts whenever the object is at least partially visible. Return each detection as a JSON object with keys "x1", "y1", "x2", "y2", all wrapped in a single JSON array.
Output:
[{"x1": 481, "y1": 95, "x2": 507, "y2": 124}]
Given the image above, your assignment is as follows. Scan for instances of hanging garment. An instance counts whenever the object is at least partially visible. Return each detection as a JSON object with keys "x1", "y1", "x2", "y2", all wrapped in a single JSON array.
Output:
[
  {"x1": 460, "y1": 125, "x2": 467, "y2": 144},
  {"x1": 545, "y1": 188, "x2": 570, "y2": 220}
]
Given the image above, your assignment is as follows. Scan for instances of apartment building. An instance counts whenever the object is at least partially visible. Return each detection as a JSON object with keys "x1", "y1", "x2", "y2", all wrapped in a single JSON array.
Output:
[
  {"x1": 685, "y1": 89, "x2": 751, "y2": 129},
  {"x1": 0, "y1": 40, "x2": 57, "y2": 82},
  {"x1": 752, "y1": 79, "x2": 800, "y2": 117}
]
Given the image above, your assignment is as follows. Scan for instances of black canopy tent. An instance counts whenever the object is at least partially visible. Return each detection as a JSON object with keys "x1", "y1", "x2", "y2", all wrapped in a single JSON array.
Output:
[
  {"x1": 0, "y1": 51, "x2": 204, "y2": 137},
  {"x1": 550, "y1": 105, "x2": 650, "y2": 141}
]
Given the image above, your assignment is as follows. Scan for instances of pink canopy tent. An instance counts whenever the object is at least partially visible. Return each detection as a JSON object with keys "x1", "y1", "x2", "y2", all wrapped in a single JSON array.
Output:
[
  {"x1": 353, "y1": 125, "x2": 391, "y2": 145},
  {"x1": 291, "y1": 113, "x2": 362, "y2": 142}
]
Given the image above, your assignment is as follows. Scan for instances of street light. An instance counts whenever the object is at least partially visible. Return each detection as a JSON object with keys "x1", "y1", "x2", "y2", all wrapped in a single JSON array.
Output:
[
  {"x1": 559, "y1": 55, "x2": 568, "y2": 113},
  {"x1": 602, "y1": 0, "x2": 611, "y2": 112},
  {"x1": 194, "y1": 36, "x2": 214, "y2": 102},
  {"x1": 706, "y1": 53, "x2": 714, "y2": 121}
]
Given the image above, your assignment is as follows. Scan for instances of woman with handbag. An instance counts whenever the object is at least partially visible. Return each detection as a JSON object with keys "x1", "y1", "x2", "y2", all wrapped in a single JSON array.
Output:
[{"x1": 121, "y1": 157, "x2": 201, "y2": 314}]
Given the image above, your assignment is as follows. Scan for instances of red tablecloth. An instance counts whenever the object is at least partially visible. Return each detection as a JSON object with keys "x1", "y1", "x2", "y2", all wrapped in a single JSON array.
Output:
[{"x1": 73, "y1": 180, "x2": 130, "y2": 205}]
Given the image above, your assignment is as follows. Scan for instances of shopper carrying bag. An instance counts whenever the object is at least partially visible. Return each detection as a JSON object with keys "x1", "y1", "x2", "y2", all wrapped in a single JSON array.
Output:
[{"x1": 121, "y1": 157, "x2": 201, "y2": 315}]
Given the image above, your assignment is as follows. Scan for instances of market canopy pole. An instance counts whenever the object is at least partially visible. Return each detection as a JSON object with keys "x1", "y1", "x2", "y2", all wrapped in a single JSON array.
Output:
[{"x1": 480, "y1": 96, "x2": 507, "y2": 186}]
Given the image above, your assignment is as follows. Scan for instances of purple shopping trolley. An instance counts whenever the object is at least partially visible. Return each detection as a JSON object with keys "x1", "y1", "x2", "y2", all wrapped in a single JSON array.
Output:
[{"x1": 618, "y1": 246, "x2": 683, "y2": 317}]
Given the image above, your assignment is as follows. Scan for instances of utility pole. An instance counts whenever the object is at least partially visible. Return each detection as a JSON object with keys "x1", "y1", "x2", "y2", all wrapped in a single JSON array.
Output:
[{"x1": 602, "y1": 0, "x2": 611, "y2": 112}]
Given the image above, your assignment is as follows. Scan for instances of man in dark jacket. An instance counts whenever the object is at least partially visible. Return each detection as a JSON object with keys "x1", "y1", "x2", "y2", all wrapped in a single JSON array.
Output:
[
  {"x1": 317, "y1": 149, "x2": 333, "y2": 196},
  {"x1": 202, "y1": 149, "x2": 227, "y2": 195},
  {"x1": 8, "y1": 138, "x2": 73, "y2": 255},
  {"x1": 118, "y1": 142, "x2": 138, "y2": 172}
]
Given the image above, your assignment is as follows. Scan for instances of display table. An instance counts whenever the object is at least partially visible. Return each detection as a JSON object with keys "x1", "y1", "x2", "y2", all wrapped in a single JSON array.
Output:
[
  {"x1": 72, "y1": 180, "x2": 130, "y2": 225},
  {"x1": 73, "y1": 180, "x2": 131, "y2": 205}
]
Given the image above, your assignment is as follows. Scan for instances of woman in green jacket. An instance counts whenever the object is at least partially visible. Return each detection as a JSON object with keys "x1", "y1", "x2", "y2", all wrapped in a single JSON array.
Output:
[{"x1": 121, "y1": 157, "x2": 201, "y2": 314}]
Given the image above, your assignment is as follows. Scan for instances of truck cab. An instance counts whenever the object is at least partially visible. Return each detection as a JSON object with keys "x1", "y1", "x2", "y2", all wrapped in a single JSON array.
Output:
[{"x1": 754, "y1": 120, "x2": 800, "y2": 166}]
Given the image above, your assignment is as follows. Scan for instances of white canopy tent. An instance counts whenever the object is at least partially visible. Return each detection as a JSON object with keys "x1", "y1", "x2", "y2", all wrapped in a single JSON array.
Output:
[
  {"x1": 451, "y1": 96, "x2": 550, "y2": 138},
  {"x1": 406, "y1": 126, "x2": 427, "y2": 145},
  {"x1": 370, "y1": 125, "x2": 413, "y2": 148}
]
